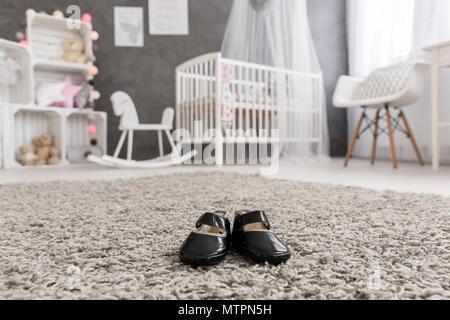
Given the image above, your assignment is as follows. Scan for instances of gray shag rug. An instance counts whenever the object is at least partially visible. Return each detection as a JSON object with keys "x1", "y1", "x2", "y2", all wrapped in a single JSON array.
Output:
[{"x1": 0, "y1": 172, "x2": 449, "y2": 300}]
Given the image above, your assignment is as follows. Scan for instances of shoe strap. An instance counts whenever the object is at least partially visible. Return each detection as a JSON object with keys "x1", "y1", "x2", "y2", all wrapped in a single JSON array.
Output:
[
  {"x1": 196, "y1": 212, "x2": 226, "y2": 230},
  {"x1": 238, "y1": 210, "x2": 271, "y2": 230}
]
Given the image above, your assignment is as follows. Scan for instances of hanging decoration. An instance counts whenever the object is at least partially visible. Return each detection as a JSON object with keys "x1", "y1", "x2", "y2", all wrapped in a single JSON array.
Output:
[
  {"x1": 90, "y1": 31, "x2": 99, "y2": 41},
  {"x1": 15, "y1": 31, "x2": 25, "y2": 41},
  {"x1": 81, "y1": 13, "x2": 92, "y2": 23},
  {"x1": 88, "y1": 65, "x2": 99, "y2": 76},
  {"x1": 87, "y1": 125, "x2": 97, "y2": 135},
  {"x1": 52, "y1": 10, "x2": 64, "y2": 18}
]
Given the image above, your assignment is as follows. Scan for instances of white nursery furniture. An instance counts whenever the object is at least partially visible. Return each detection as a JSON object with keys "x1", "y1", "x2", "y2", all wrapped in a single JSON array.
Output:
[
  {"x1": 333, "y1": 61, "x2": 429, "y2": 168},
  {"x1": 0, "y1": 13, "x2": 107, "y2": 169},
  {"x1": 176, "y1": 52, "x2": 324, "y2": 165},
  {"x1": 424, "y1": 41, "x2": 450, "y2": 171},
  {"x1": 88, "y1": 91, "x2": 196, "y2": 168}
]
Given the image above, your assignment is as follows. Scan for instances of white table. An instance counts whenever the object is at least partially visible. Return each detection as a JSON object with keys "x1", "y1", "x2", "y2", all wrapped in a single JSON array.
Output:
[{"x1": 424, "y1": 41, "x2": 450, "y2": 171}]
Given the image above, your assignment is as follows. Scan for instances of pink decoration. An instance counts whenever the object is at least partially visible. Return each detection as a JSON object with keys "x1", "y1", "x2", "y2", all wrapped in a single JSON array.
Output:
[
  {"x1": 222, "y1": 64, "x2": 233, "y2": 83},
  {"x1": 222, "y1": 103, "x2": 234, "y2": 122},
  {"x1": 26, "y1": 9, "x2": 35, "y2": 15},
  {"x1": 81, "y1": 13, "x2": 92, "y2": 23},
  {"x1": 19, "y1": 40, "x2": 29, "y2": 46},
  {"x1": 87, "y1": 125, "x2": 97, "y2": 135},
  {"x1": 51, "y1": 76, "x2": 82, "y2": 108}
]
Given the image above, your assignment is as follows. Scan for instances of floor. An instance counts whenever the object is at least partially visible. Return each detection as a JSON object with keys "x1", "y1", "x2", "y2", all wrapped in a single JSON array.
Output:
[
  {"x1": 2, "y1": 171, "x2": 448, "y2": 299},
  {"x1": 1, "y1": 158, "x2": 449, "y2": 197}
]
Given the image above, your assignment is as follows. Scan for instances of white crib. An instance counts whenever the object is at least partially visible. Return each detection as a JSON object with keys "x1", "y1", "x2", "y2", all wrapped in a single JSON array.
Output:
[{"x1": 176, "y1": 52, "x2": 324, "y2": 165}]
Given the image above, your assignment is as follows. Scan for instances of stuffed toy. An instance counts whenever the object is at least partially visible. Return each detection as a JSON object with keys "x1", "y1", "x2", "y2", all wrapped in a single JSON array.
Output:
[
  {"x1": 17, "y1": 145, "x2": 38, "y2": 166},
  {"x1": 36, "y1": 81, "x2": 66, "y2": 107},
  {"x1": 50, "y1": 76, "x2": 82, "y2": 108},
  {"x1": 48, "y1": 146, "x2": 60, "y2": 165},
  {"x1": 52, "y1": 37, "x2": 88, "y2": 64},
  {"x1": 75, "y1": 83, "x2": 93, "y2": 109},
  {"x1": 33, "y1": 134, "x2": 60, "y2": 165}
]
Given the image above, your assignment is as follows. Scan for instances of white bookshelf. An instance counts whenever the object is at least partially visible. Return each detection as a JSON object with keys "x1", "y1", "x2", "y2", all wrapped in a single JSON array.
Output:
[{"x1": 0, "y1": 13, "x2": 106, "y2": 169}]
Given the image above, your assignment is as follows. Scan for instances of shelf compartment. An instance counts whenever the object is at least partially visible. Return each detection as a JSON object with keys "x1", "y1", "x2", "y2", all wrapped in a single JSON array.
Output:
[
  {"x1": 2, "y1": 105, "x2": 64, "y2": 168},
  {"x1": 65, "y1": 110, "x2": 107, "y2": 164},
  {"x1": 27, "y1": 13, "x2": 94, "y2": 63},
  {"x1": 0, "y1": 39, "x2": 33, "y2": 105}
]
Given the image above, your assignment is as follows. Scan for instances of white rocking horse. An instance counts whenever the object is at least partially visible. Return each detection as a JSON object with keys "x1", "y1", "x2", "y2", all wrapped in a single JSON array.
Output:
[{"x1": 88, "y1": 91, "x2": 196, "y2": 168}]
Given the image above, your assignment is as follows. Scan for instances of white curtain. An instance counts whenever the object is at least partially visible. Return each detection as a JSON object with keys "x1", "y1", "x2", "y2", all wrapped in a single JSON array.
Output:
[
  {"x1": 347, "y1": 0, "x2": 450, "y2": 163},
  {"x1": 221, "y1": 0, "x2": 329, "y2": 157}
]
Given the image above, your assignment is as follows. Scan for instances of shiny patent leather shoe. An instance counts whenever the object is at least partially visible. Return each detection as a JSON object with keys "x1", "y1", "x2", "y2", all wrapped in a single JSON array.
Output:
[
  {"x1": 232, "y1": 210, "x2": 290, "y2": 264},
  {"x1": 179, "y1": 211, "x2": 231, "y2": 266}
]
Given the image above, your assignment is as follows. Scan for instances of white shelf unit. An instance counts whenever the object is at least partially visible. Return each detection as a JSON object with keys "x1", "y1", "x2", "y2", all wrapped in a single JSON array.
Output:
[
  {"x1": 1, "y1": 105, "x2": 107, "y2": 169},
  {"x1": 0, "y1": 13, "x2": 107, "y2": 169},
  {"x1": 28, "y1": 13, "x2": 95, "y2": 96},
  {"x1": 0, "y1": 39, "x2": 33, "y2": 105}
]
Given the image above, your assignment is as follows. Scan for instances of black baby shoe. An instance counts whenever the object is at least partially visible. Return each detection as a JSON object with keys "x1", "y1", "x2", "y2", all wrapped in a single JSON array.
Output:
[
  {"x1": 179, "y1": 211, "x2": 231, "y2": 266},
  {"x1": 232, "y1": 210, "x2": 290, "y2": 264}
]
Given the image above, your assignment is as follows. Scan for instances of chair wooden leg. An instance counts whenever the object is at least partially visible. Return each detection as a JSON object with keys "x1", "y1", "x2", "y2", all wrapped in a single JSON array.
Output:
[
  {"x1": 400, "y1": 111, "x2": 425, "y2": 166},
  {"x1": 385, "y1": 107, "x2": 398, "y2": 169},
  {"x1": 371, "y1": 110, "x2": 380, "y2": 165},
  {"x1": 344, "y1": 110, "x2": 365, "y2": 167}
]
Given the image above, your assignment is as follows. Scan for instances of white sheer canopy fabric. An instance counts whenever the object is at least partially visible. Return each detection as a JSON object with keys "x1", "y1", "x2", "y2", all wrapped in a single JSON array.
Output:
[
  {"x1": 347, "y1": 0, "x2": 450, "y2": 163},
  {"x1": 221, "y1": 0, "x2": 329, "y2": 157}
]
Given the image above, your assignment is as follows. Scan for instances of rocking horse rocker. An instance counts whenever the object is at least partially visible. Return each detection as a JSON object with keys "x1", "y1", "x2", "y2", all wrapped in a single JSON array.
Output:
[{"x1": 88, "y1": 91, "x2": 196, "y2": 168}]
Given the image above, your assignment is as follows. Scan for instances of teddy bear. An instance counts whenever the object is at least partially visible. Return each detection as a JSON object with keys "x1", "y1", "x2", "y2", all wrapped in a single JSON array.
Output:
[
  {"x1": 48, "y1": 146, "x2": 60, "y2": 165},
  {"x1": 52, "y1": 37, "x2": 88, "y2": 64},
  {"x1": 18, "y1": 145, "x2": 38, "y2": 166},
  {"x1": 33, "y1": 134, "x2": 60, "y2": 165}
]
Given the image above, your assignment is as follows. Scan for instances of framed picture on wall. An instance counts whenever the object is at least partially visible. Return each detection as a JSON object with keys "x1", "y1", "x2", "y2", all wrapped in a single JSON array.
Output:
[
  {"x1": 114, "y1": 6, "x2": 144, "y2": 47},
  {"x1": 149, "y1": 0, "x2": 189, "y2": 35}
]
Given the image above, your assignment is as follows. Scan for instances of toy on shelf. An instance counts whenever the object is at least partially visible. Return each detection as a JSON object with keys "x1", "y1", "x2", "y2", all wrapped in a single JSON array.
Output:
[
  {"x1": 74, "y1": 83, "x2": 93, "y2": 108},
  {"x1": 51, "y1": 76, "x2": 82, "y2": 108},
  {"x1": 51, "y1": 37, "x2": 89, "y2": 64},
  {"x1": 18, "y1": 145, "x2": 38, "y2": 166},
  {"x1": 36, "y1": 81, "x2": 66, "y2": 107},
  {"x1": 33, "y1": 133, "x2": 60, "y2": 165},
  {"x1": 17, "y1": 133, "x2": 60, "y2": 166}
]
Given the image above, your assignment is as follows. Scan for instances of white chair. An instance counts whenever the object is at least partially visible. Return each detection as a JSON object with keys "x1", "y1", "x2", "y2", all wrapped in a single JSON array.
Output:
[
  {"x1": 88, "y1": 91, "x2": 196, "y2": 168},
  {"x1": 333, "y1": 61, "x2": 429, "y2": 168}
]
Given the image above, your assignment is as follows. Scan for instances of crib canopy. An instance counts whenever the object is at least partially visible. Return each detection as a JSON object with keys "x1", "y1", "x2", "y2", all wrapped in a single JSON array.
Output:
[{"x1": 221, "y1": 0, "x2": 329, "y2": 157}]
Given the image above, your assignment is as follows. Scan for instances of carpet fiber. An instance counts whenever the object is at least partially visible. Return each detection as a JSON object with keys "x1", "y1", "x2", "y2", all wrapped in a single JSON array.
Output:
[{"x1": 0, "y1": 172, "x2": 449, "y2": 300}]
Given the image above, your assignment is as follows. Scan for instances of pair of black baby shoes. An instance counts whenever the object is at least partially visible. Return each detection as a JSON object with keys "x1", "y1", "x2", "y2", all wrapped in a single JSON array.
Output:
[{"x1": 179, "y1": 210, "x2": 290, "y2": 266}]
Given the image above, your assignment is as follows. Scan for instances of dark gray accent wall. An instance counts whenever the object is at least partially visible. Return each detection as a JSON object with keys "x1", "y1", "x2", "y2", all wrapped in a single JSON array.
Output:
[
  {"x1": 308, "y1": 0, "x2": 349, "y2": 156},
  {"x1": 0, "y1": 0, "x2": 348, "y2": 159}
]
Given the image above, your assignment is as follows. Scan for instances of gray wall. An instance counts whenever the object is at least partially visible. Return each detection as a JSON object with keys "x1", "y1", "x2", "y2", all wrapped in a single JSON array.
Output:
[
  {"x1": 0, "y1": 0, "x2": 348, "y2": 158},
  {"x1": 308, "y1": 0, "x2": 348, "y2": 156}
]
